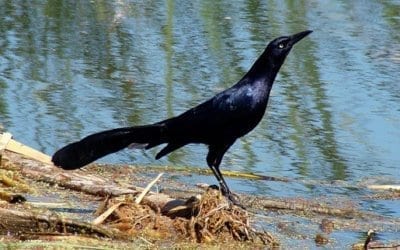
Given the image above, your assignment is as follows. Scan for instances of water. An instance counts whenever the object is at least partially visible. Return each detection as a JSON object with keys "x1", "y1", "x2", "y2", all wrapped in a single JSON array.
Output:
[{"x1": 1, "y1": 0, "x2": 399, "y2": 247}]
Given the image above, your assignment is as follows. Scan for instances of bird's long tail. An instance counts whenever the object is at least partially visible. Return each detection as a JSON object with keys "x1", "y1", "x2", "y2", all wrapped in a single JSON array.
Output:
[{"x1": 52, "y1": 124, "x2": 166, "y2": 170}]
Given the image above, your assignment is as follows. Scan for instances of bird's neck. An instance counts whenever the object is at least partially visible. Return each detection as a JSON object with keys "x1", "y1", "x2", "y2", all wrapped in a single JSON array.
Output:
[{"x1": 244, "y1": 51, "x2": 283, "y2": 87}]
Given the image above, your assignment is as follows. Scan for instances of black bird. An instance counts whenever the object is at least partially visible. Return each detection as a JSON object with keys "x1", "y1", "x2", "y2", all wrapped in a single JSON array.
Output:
[{"x1": 52, "y1": 30, "x2": 312, "y2": 205}]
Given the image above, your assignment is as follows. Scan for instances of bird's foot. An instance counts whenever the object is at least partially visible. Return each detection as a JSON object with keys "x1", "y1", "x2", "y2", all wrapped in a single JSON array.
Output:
[
  {"x1": 225, "y1": 192, "x2": 245, "y2": 209},
  {"x1": 208, "y1": 184, "x2": 245, "y2": 209}
]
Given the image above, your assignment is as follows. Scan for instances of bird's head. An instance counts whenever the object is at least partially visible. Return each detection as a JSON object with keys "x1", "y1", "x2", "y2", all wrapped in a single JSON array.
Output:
[
  {"x1": 244, "y1": 30, "x2": 312, "y2": 80},
  {"x1": 266, "y1": 30, "x2": 313, "y2": 66}
]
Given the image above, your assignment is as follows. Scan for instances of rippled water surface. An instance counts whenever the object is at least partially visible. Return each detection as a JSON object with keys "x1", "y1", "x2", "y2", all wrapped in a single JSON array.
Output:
[{"x1": 1, "y1": 1, "x2": 399, "y2": 247}]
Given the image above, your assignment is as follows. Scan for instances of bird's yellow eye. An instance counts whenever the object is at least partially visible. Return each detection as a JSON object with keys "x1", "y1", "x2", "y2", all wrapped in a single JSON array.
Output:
[{"x1": 278, "y1": 43, "x2": 285, "y2": 49}]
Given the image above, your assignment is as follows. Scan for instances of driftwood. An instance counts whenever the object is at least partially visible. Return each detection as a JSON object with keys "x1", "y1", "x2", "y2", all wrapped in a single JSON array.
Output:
[
  {"x1": 0, "y1": 207, "x2": 122, "y2": 239},
  {"x1": 2, "y1": 148, "x2": 400, "y2": 232},
  {"x1": 1, "y1": 144, "x2": 400, "y2": 248},
  {"x1": 1, "y1": 151, "x2": 279, "y2": 247},
  {"x1": 243, "y1": 196, "x2": 364, "y2": 218},
  {"x1": 0, "y1": 132, "x2": 52, "y2": 164},
  {"x1": 1, "y1": 132, "x2": 400, "y2": 249},
  {"x1": 5, "y1": 152, "x2": 137, "y2": 196},
  {"x1": 2, "y1": 134, "x2": 399, "y2": 219},
  {"x1": 2, "y1": 151, "x2": 394, "y2": 220},
  {"x1": 367, "y1": 184, "x2": 400, "y2": 191},
  {"x1": 3, "y1": 151, "x2": 178, "y2": 210}
]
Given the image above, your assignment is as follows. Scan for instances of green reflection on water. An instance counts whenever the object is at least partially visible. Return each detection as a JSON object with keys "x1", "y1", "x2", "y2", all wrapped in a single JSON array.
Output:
[
  {"x1": 280, "y1": 0, "x2": 348, "y2": 180},
  {"x1": 0, "y1": 0, "x2": 398, "y2": 183}
]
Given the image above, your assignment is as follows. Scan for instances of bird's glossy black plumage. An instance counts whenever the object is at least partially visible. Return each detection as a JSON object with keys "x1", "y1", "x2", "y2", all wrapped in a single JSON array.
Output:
[{"x1": 52, "y1": 30, "x2": 312, "y2": 205}]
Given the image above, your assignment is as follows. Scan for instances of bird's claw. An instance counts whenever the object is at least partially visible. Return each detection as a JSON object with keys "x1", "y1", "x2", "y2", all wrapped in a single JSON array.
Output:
[
  {"x1": 226, "y1": 192, "x2": 245, "y2": 209},
  {"x1": 217, "y1": 185, "x2": 245, "y2": 209}
]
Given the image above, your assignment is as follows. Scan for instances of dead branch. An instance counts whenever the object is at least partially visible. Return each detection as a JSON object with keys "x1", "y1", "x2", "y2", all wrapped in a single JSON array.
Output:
[
  {"x1": 242, "y1": 195, "x2": 398, "y2": 220},
  {"x1": 0, "y1": 207, "x2": 123, "y2": 239},
  {"x1": 4, "y1": 151, "x2": 138, "y2": 196},
  {"x1": 3, "y1": 151, "x2": 179, "y2": 211}
]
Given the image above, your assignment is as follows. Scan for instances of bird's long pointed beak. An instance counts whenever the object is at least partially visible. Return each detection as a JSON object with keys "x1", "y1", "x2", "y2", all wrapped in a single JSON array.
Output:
[{"x1": 290, "y1": 30, "x2": 313, "y2": 45}]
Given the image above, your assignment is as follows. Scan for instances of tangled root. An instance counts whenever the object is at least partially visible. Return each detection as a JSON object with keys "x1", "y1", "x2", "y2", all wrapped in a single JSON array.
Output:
[{"x1": 97, "y1": 188, "x2": 278, "y2": 247}]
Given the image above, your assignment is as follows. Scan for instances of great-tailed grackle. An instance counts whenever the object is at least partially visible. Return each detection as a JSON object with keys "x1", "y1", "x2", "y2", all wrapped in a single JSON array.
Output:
[{"x1": 52, "y1": 30, "x2": 312, "y2": 205}]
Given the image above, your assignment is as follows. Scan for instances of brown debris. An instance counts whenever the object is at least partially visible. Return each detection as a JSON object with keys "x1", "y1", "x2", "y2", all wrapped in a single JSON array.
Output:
[
  {"x1": 96, "y1": 188, "x2": 279, "y2": 247},
  {"x1": 2, "y1": 151, "x2": 279, "y2": 247},
  {"x1": 2, "y1": 150, "x2": 400, "y2": 248},
  {"x1": 320, "y1": 218, "x2": 334, "y2": 234},
  {"x1": 314, "y1": 233, "x2": 329, "y2": 246}
]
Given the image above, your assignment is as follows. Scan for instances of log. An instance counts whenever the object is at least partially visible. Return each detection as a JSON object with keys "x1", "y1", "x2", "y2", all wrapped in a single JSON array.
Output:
[
  {"x1": 0, "y1": 207, "x2": 122, "y2": 239},
  {"x1": 4, "y1": 151, "x2": 177, "y2": 208},
  {"x1": 246, "y1": 196, "x2": 361, "y2": 217},
  {"x1": 5, "y1": 152, "x2": 138, "y2": 196}
]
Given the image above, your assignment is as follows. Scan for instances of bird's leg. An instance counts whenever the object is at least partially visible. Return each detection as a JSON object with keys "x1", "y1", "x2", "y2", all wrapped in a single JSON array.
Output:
[
  {"x1": 207, "y1": 143, "x2": 244, "y2": 208},
  {"x1": 208, "y1": 165, "x2": 230, "y2": 194},
  {"x1": 209, "y1": 164, "x2": 244, "y2": 208},
  {"x1": 215, "y1": 167, "x2": 244, "y2": 208}
]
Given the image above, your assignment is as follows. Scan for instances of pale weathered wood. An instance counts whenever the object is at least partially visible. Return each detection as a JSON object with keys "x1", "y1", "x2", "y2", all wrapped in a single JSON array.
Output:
[
  {"x1": 6, "y1": 151, "x2": 138, "y2": 196},
  {"x1": 6, "y1": 138, "x2": 52, "y2": 164},
  {"x1": 367, "y1": 185, "x2": 400, "y2": 191},
  {"x1": 1, "y1": 132, "x2": 52, "y2": 164},
  {"x1": 0, "y1": 132, "x2": 12, "y2": 151},
  {"x1": 4, "y1": 151, "x2": 177, "y2": 208},
  {"x1": 135, "y1": 172, "x2": 163, "y2": 204},
  {"x1": 92, "y1": 202, "x2": 126, "y2": 225}
]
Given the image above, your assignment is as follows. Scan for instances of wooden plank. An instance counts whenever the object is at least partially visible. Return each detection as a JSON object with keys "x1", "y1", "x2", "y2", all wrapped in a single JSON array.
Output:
[
  {"x1": 0, "y1": 133, "x2": 52, "y2": 164},
  {"x1": 0, "y1": 132, "x2": 12, "y2": 151}
]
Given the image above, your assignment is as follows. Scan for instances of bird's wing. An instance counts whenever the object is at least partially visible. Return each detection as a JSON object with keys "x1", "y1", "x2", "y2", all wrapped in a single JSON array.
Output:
[
  {"x1": 172, "y1": 86, "x2": 252, "y2": 124},
  {"x1": 160, "y1": 84, "x2": 262, "y2": 141}
]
